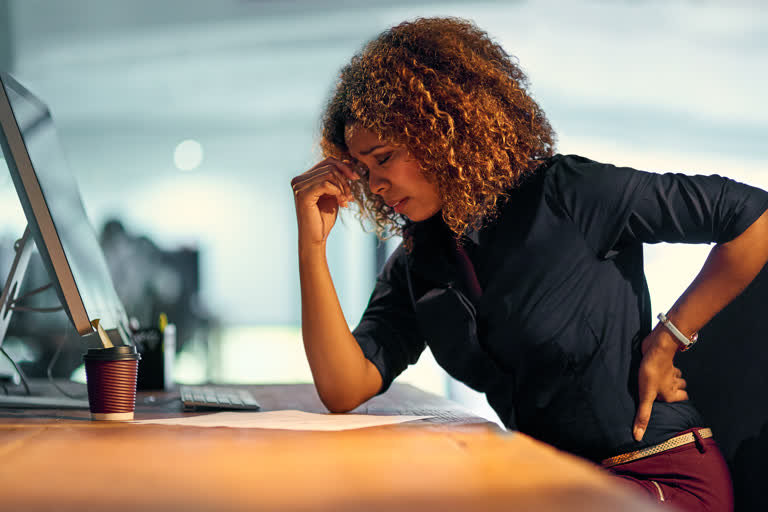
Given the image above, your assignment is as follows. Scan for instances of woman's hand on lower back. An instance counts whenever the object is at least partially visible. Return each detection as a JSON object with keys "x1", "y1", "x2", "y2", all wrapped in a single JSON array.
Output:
[{"x1": 633, "y1": 330, "x2": 688, "y2": 442}]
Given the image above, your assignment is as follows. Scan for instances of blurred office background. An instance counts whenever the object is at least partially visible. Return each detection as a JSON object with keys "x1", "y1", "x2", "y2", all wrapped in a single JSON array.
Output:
[{"x1": 0, "y1": 0, "x2": 766, "y2": 426}]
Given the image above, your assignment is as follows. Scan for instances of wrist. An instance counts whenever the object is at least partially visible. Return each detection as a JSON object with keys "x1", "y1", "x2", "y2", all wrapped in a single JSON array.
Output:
[
  {"x1": 298, "y1": 240, "x2": 327, "y2": 262},
  {"x1": 657, "y1": 312, "x2": 699, "y2": 352},
  {"x1": 650, "y1": 328, "x2": 683, "y2": 355}
]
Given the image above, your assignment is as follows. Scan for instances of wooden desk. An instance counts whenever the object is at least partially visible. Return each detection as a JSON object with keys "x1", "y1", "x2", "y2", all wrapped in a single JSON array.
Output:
[{"x1": 0, "y1": 382, "x2": 661, "y2": 511}]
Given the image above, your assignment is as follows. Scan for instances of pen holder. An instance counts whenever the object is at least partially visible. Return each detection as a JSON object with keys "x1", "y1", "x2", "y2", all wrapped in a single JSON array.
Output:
[{"x1": 134, "y1": 324, "x2": 175, "y2": 391}]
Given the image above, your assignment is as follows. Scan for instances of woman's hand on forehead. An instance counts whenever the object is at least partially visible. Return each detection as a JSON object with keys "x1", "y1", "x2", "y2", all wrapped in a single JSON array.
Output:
[{"x1": 291, "y1": 157, "x2": 363, "y2": 244}]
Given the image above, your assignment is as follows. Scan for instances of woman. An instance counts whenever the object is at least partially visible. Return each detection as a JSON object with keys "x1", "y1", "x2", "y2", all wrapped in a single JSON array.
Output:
[{"x1": 290, "y1": 17, "x2": 768, "y2": 510}]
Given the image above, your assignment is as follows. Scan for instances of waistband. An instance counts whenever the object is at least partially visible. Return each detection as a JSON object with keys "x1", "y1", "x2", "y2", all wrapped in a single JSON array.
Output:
[{"x1": 601, "y1": 428, "x2": 713, "y2": 468}]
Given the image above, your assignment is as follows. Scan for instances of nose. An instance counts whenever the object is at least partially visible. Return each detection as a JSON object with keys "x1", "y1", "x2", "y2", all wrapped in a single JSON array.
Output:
[{"x1": 368, "y1": 171, "x2": 389, "y2": 196}]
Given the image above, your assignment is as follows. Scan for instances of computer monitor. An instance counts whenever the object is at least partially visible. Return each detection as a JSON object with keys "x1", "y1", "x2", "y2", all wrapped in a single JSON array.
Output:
[{"x1": 0, "y1": 72, "x2": 132, "y2": 350}]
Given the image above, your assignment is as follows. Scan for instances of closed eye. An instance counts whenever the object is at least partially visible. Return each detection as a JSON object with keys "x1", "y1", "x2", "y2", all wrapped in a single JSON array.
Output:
[{"x1": 376, "y1": 152, "x2": 393, "y2": 166}]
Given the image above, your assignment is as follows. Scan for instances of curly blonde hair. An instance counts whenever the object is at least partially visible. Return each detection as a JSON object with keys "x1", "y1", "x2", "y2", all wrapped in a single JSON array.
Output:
[{"x1": 321, "y1": 17, "x2": 556, "y2": 239}]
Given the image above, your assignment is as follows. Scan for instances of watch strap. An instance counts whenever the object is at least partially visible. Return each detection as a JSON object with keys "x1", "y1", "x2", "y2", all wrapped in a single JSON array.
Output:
[{"x1": 657, "y1": 312, "x2": 698, "y2": 351}]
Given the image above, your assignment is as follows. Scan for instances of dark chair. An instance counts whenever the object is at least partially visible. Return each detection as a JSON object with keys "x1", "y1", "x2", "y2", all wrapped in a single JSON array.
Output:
[{"x1": 676, "y1": 263, "x2": 768, "y2": 511}]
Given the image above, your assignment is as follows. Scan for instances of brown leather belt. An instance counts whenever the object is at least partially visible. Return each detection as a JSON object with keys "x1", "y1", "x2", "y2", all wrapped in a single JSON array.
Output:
[{"x1": 601, "y1": 428, "x2": 713, "y2": 468}]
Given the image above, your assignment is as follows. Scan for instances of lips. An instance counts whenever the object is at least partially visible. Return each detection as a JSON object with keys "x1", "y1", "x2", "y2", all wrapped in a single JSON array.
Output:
[{"x1": 386, "y1": 198, "x2": 405, "y2": 208}]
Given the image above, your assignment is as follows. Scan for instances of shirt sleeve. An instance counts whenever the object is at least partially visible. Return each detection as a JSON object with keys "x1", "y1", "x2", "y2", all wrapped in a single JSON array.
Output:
[
  {"x1": 352, "y1": 243, "x2": 427, "y2": 394},
  {"x1": 549, "y1": 154, "x2": 768, "y2": 258}
]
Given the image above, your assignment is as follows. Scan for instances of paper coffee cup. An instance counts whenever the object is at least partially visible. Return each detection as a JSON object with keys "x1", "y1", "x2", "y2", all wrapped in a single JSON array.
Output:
[{"x1": 83, "y1": 346, "x2": 141, "y2": 420}]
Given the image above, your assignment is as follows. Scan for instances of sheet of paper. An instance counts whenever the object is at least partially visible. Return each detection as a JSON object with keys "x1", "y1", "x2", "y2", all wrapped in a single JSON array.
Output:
[{"x1": 133, "y1": 410, "x2": 432, "y2": 431}]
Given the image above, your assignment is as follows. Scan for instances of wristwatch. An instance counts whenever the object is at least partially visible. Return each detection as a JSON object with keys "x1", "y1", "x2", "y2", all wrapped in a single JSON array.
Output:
[{"x1": 657, "y1": 312, "x2": 698, "y2": 352}]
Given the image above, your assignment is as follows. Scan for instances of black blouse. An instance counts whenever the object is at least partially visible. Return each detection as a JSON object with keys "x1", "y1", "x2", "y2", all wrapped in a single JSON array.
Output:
[{"x1": 352, "y1": 154, "x2": 768, "y2": 461}]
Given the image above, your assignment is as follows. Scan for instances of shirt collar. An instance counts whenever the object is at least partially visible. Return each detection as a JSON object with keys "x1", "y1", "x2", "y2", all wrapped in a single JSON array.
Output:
[{"x1": 465, "y1": 228, "x2": 481, "y2": 246}]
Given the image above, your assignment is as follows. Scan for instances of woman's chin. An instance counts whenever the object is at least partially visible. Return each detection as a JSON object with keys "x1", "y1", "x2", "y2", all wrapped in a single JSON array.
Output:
[{"x1": 403, "y1": 206, "x2": 441, "y2": 222}]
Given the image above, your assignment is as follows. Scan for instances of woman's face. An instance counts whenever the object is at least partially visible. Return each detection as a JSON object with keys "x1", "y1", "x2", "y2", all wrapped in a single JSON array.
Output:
[{"x1": 345, "y1": 125, "x2": 442, "y2": 222}]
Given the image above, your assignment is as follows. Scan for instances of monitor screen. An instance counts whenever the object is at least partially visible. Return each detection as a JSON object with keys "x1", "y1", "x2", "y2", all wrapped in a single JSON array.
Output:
[{"x1": 0, "y1": 72, "x2": 131, "y2": 345}]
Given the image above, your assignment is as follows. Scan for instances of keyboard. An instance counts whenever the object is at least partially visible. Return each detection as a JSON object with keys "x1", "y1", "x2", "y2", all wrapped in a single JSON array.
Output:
[
  {"x1": 0, "y1": 394, "x2": 89, "y2": 409},
  {"x1": 180, "y1": 385, "x2": 261, "y2": 411}
]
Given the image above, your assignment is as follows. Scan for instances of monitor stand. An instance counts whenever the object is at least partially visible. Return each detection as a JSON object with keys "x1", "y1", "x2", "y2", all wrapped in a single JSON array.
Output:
[
  {"x1": 0, "y1": 225, "x2": 33, "y2": 347},
  {"x1": 0, "y1": 226, "x2": 89, "y2": 410}
]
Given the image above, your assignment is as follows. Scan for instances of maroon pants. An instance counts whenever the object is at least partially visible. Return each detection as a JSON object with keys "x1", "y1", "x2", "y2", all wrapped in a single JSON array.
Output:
[{"x1": 606, "y1": 428, "x2": 734, "y2": 511}]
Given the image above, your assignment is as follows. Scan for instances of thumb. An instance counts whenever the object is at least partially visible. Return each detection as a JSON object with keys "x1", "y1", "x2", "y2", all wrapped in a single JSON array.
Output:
[{"x1": 633, "y1": 385, "x2": 656, "y2": 442}]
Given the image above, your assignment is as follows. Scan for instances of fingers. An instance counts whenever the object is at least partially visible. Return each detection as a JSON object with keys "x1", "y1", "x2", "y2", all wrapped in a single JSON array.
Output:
[
  {"x1": 654, "y1": 374, "x2": 688, "y2": 406},
  {"x1": 293, "y1": 178, "x2": 343, "y2": 198},
  {"x1": 633, "y1": 367, "x2": 656, "y2": 442},
  {"x1": 337, "y1": 159, "x2": 361, "y2": 181},
  {"x1": 294, "y1": 178, "x2": 349, "y2": 207},
  {"x1": 633, "y1": 393, "x2": 654, "y2": 442},
  {"x1": 294, "y1": 167, "x2": 350, "y2": 198},
  {"x1": 663, "y1": 376, "x2": 687, "y2": 402},
  {"x1": 633, "y1": 343, "x2": 686, "y2": 442},
  {"x1": 292, "y1": 166, "x2": 354, "y2": 207},
  {"x1": 293, "y1": 158, "x2": 360, "y2": 186},
  {"x1": 317, "y1": 157, "x2": 359, "y2": 181},
  {"x1": 292, "y1": 165, "x2": 347, "y2": 194},
  {"x1": 291, "y1": 157, "x2": 363, "y2": 210}
]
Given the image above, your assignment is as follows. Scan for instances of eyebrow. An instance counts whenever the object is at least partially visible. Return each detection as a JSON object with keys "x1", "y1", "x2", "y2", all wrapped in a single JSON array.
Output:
[{"x1": 358, "y1": 144, "x2": 387, "y2": 156}]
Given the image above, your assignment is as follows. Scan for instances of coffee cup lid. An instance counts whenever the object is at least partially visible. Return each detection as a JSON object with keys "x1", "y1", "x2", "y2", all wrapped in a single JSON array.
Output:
[{"x1": 83, "y1": 345, "x2": 140, "y2": 361}]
